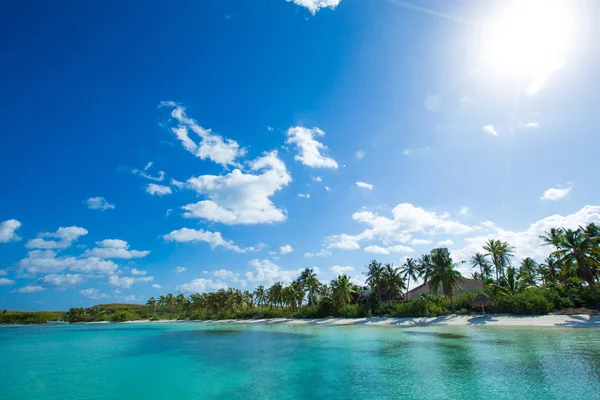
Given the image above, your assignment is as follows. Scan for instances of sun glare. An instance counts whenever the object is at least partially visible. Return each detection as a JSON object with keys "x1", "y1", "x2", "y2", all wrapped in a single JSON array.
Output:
[{"x1": 481, "y1": 0, "x2": 575, "y2": 76}]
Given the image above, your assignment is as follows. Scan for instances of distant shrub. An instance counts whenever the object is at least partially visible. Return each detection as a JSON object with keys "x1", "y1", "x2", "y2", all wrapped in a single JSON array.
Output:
[
  {"x1": 387, "y1": 296, "x2": 450, "y2": 318},
  {"x1": 512, "y1": 290, "x2": 552, "y2": 315},
  {"x1": 110, "y1": 311, "x2": 137, "y2": 322},
  {"x1": 335, "y1": 304, "x2": 367, "y2": 318},
  {"x1": 453, "y1": 291, "x2": 484, "y2": 311}
]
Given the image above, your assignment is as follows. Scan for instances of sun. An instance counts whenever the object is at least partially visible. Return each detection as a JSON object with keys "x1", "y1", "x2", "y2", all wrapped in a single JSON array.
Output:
[{"x1": 480, "y1": 0, "x2": 576, "y2": 76}]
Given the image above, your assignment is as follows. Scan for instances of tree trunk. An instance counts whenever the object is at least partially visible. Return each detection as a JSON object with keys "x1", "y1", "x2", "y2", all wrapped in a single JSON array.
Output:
[
  {"x1": 405, "y1": 280, "x2": 410, "y2": 302},
  {"x1": 450, "y1": 297, "x2": 456, "y2": 313}
]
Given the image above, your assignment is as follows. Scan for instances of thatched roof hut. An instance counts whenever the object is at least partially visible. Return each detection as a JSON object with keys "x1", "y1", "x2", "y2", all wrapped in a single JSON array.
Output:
[{"x1": 471, "y1": 294, "x2": 494, "y2": 315}]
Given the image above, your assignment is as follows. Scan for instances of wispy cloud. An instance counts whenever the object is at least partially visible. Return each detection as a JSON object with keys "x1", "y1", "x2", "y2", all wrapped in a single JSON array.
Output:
[
  {"x1": 355, "y1": 150, "x2": 365, "y2": 160},
  {"x1": 356, "y1": 181, "x2": 374, "y2": 190},
  {"x1": 526, "y1": 61, "x2": 566, "y2": 96},
  {"x1": 286, "y1": 126, "x2": 338, "y2": 169},
  {"x1": 86, "y1": 197, "x2": 115, "y2": 211},
  {"x1": 482, "y1": 125, "x2": 497, "y2": 136},
  {"x1": 146, "y1": 183, "x2": 172, "y2": 196},
  {"x1": 286, "y1": 0, "x2": 342, "y2": 15},
  {"x1": 541, "y1": 184, "x2": 572, "y2": 201},
  {"x1": 0, "y1": 219, "x2": 22, "y2": 243}
]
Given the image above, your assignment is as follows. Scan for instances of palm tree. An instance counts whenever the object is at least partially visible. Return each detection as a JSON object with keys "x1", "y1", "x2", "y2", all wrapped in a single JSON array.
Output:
[
  {"x1": 483, "y1": 239, "x2": 514, "y2": 283},
  {"x1": 146, "y1": 297, "x2": 157, "y2": 317},
  {"x1": 541, "y1": 227, "x2": 600, "y2": 310},
  {"x1": 427, "y1": 248, "x2": 463, "y2": 312},
  {"x1": 364, "y1": 260, "x2": 384, "y2": 302},
  {"x1": 268, "y1": 282, "x2": 284, "y2": 317},
  {"x1": 330, "y1": 274, "x2": 356, "y2": 308},
  {"x1": 382, "y1": 263, "x2": 406, "y2": 305},
  {"x1": 539, "y1": 256, "x2": 560, "y2": 286},
  {"x1": 417, "y1": 254, "x2": 433, "y2": 284},
  {"x1": 175, "y1": 293, "x2": 187, "y2": 317},
  {"x1": 298, "y1": 268, "x2": 320, "y2": 306},
  {"x1": 519, "y1": 257, "x2": 538, "y2": 285},
  {"x1": 165, "y1": 294, "x2": 175, "y2": 318},
  {"x1": 493, "y1": 266, "x2": 530, "y2": 297},
  {"x1": 254, "y1": 285, "x2": 267, "y2": 310},
  {"x1": 470, "y1": 253, "x2": 492, "y2": 281},
  {"x1": 400, "y1": 258, "x2": 419, "y2": 302}
]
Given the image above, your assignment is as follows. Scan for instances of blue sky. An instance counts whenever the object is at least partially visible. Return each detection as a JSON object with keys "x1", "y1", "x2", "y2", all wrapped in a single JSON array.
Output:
[{"x1": 1, "y1": 0, "x2": 599, "y2": 310}]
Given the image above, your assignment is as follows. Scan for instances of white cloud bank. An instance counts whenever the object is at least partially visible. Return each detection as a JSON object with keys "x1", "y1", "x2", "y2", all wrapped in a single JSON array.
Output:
[
  {"x1": 84, "y1": 239, "x2": 150, "y2": 259},
  {"x1": 80, "y1": 288, "x2": 109, "y2": 300},
  {"x1": 356, "y1": 181, "x2": 373, "y2": 190},
  {"x1": 177, "y1": 278, "x2": 227, "y2": 293},
  {"x1": 286, "y1": 126, "x2": 337, "y2": 169},
  {"x1": 26, "y1": 226, "x2": 88, "y2": 250}
]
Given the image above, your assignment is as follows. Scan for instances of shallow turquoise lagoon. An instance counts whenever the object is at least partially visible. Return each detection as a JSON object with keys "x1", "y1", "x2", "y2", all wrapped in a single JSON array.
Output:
[{"x1": 1, "y1": 322, "x2": 599, "y2": 399}]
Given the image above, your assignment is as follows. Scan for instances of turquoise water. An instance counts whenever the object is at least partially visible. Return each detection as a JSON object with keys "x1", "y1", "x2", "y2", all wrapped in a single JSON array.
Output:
[{"x1": 1, "y1": 322, "x2": 599, "y2": 399}]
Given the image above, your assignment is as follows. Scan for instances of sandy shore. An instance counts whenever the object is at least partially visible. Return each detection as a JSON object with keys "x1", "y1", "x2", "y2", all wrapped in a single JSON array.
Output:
[{"x1": 116, "y1": 314, "x2": 599, "y2": 328}]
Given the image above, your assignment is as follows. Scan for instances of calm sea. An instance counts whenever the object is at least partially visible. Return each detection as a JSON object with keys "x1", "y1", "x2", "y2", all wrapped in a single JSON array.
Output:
[{"x1": 1, "y1": 322, "x2": 599, "y2": 399}]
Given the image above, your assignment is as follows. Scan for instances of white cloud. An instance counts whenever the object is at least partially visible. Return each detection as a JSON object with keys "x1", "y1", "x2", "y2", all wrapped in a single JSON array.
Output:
[
  {"x1": 541, "y1": 185, "x2": 572, "y2": 201},
  {"x1": 86, "y1": 197, "x2": 115, "y2": 211},
  {"x1": 387, "y1": 244, "x2": 415, "y2": 253},
  {"x1": 482, "y1": 125, "x2": 497, "y2": 136},
  {"x1": 146, "y1": 183, "x2": 172, "y2": 196},
  {"x1": 162, "y1": 102, "x2": 245, "y2": 167},
  {"x1": 279, "y1": 244, "x2": 293, "y2": 254},
  {"x1": 286, "y1": 126, "x2": 338, "y2": 169},
  {"x1": 131, "y1": 268, "x2": 146, "y2": 276},
  {"x1": 166, "y1": 209, "x2": 173, "y2": 217},
  {"x1": 312, "y1": 176, "x2": 323, "y2": 182},
  {"x1": 245, "y1": 259, "x2": 301, "y2": 285},
  {"x1": 26, "y1": 226, "x2": 88, "y2": 250},
  {"x1": 119, "y1": 295, "x2": 139, "y2": 302},
  {"x1": 132, "y1": 169, "x2": 165, "y2": 182},
  {"x1": 356, "y1": 181, "x2": 373, "y2": 190},
  {"x1": 355, "y1": 150, "x2": 365, "y2": 160},
  {"x1": 84, "y1": 239, "x2": 149, "y2": 259},
  {"x1": 0, "y1": 269, "x2": 6, "y2": 276},
  {"x1": 164, "y1": 228, "x2": 259, "y2": 253},
  {"x1": 143, "y1": 162, "x2": 153, "y2": 171},
  {"x1": 171, "y1": 179, "x2": 185, "y2": 189},
  {"x1": 177, "y1": 278, "x2": 227, "y2": 293},
  {"x1": 152, "y1": 284, "x2": 162, "y2": 289},
  {"x1": 410, "y1": 238, "x2": 433, "y2": 246},
  {"x1": 402, "y1": 147, "x2": 430, "y2": 156},
  {"x1": 326, "y1": 231, "x2": 374, "y2": 250},
  {"x1": 304, "y1": 249, "x2": 332, "y2": 257},
  {"x1": 458, "y1": 206, "x2": 470, "y2": 217},
  {"x1": 0, "y1": 278, "x2": 15, "y2": 286},
  {"x1": 364, "y1": 245, "x2": 390, "y2": 255},
  {"x1": 42, "y1": 274, "x2": 85, "y2": 289},
  {"x1": 526, "y1": 61, "x2": 566, "y2": 96},
  {"x1": 352, "y1": 203, "x2": 474, "y2": 241},
  {"x1": 286, "y1": 0, "x2": 342, "y2": 15},
  {"x1": 182, "y1": 151, "x2": 291, "y2": 224},
  {"x1": 330, "y1": 265, "x2": 354, "y2": 275},
  {"x1": 80, "y1": 288, "x2": 109, "y2": 300},
  {"x1": 298, "y1": 193, "x2": 311, "y2": 199},
  {"x1": 108, "y1": 274, "x2": 153, "y2": 289},
  {"x1": 12, "y1": 285, "x2": 45, "y2": 294},
  {"x1": 522, "y1": 122, "x2": 540, "y2": 129},
  {"x1": 452, "y1": 205, "x2": 600, "y2": 266},
  {"x1": 0, "y1": 219, "x2": 22, "y2": 243},
  {"x1": 325, "y1": 186, "x2": 331, "y2": 192},
  {"x1": 436, "y1": 239, "x2": 455, "y2": 247},
  {"x1": 211, "y1": 269, "x2": 246, "y2": 286},
  {"x1": 175, "y1": 266, "x2": 187, "y2": 273},
  {"x1": 19, "y1": 250, "x2": 118, "y2": 275}
]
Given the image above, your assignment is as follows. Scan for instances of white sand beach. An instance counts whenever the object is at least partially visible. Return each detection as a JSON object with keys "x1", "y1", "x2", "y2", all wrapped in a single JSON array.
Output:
[{"x1": 117, "y1": 314, "x2": 599, "y2": 328}]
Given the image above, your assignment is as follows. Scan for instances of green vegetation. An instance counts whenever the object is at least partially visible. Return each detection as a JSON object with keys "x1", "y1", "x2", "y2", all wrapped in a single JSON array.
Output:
[{"x1": 2, "y1": 223, "x2": 599, "y2": 324}]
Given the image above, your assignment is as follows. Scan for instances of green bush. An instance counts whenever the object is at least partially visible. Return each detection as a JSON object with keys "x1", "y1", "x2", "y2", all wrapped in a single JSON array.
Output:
[
  {"x1": 512, "y1": 290, "x2": 552, "y2": 315},
  {"x1": 334, "y1": 304, "x2": 367, "y2": 318},
  {"x1": 110, "y1": 311, "x2": 137, "y2": 322}
]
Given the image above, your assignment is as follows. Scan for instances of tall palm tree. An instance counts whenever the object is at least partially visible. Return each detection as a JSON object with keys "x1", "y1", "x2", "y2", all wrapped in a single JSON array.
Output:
[
  {"x1": 268, "y1": 282, "x2": 284, "y2": 317},
  {"x1": 417, "y1": 254, "x2": 433, "y2": 284},
  {"x1": 519, "y1": 257, "x2": 538, "y2": 285},
  {"x1": 493, "y1": 266, "x2": 530, "y2": 297},
  {"x1": 364, "y1": 260, "x2": 384, "y2": 302},
  {"x1": 330, "y1": 274, "x2": 356, "y2": 308},
  {"x1": 539, "y1": 256, "x2": 560, "y2": 286},
  {"x1": 254, "y1": 285, "x2": 267, "y2": 310},
  {"x1": 470, "y1": 253, "x2": 492, "y2": 281},
  {"x1": 400, "y1": 258, "x2": 419, "y2": 302},
  {"x1": 146, "y1": 297, "x2": 157, "y2": 317},
  {"x1": 165, "y1": 293, "x2": 175, "y2": 317},
  {"x1": 542, "y1": 227, "x2": 600, "y2": 310},
  {"x1": 298, "y1": 268, "x2": 320, "y2": 306},
  {"x1": 382, "y1": 263, "x2": 406, "y2": 305},
  {"x1": 175, "y1": 293, "x2": 187, "y2": 317},
  {"x1": 427, "y1": 248, "x2": 463, "y2": 312},
  {"x1": 483, "y1": 239, "x2": 514, "y2": 283}
]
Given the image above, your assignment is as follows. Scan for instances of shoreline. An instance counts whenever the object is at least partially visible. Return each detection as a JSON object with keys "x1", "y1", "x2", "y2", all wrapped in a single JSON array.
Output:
[{"x1": 115, "y1": 313, "x2": 600, "y2": 328}]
